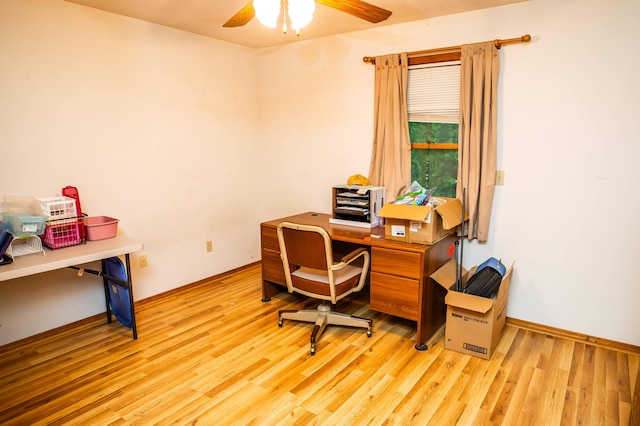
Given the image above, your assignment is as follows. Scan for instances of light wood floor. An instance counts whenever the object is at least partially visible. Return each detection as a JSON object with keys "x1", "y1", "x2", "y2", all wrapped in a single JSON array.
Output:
[{"x1": 0, "y1": 264, "x2": 638, "y2": 425}]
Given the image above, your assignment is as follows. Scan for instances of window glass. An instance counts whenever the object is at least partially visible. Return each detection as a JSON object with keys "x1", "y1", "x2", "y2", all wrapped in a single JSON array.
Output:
[{"x1": 409, "y1": 122, "x2": 458, "y2": 198}]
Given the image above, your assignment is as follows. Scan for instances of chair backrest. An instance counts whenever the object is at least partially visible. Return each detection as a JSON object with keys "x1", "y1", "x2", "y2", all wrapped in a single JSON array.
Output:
[
  {"x1": 278, "y1": 222, "x2": 333, "y2": 271},
  {"x1": 277, "y1": 221, "x2": 369, "y2": 304}
]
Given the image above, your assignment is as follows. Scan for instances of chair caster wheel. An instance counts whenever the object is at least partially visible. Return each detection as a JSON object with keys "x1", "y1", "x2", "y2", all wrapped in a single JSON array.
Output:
[{"x1": 367, "y1": 329, "x2": 372, "y2": 337}]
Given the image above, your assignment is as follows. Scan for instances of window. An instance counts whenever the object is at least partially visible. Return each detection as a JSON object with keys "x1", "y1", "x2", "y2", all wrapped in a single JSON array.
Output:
[{"x1": 407, "y1": 60, "x2": 461, "y2": 198}]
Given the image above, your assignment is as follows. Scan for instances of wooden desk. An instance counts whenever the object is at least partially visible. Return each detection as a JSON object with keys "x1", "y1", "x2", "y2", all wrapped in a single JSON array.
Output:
[
  {"x1": 260, "y1": 212, "x2": 455, "y2": 350},
  {"x1": 0, "y1": 236, "x2": 144, "y2": 339}
]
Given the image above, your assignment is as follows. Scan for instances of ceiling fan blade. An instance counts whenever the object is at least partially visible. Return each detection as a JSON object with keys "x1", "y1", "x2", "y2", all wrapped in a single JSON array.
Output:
[
  {"x1": 223, "y1": 2, "x2": 255, "y2": 27},
  {"x1": 316, "y1": 0, "x2": 392, "y2": 24}
]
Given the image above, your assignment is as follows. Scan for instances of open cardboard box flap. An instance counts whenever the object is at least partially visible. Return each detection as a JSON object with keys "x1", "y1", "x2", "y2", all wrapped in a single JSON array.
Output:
[
  {"x1": 434, "y1": 198, "x2": 467, "y2": 230},
  {"x1": 431, "y1": 258, "x2": 515, "y2": 314},
  {"x1": 377, "y1": 197, "x2": 465, "y2": 230},
  {"x1": 377, "y1": 203, "x2": 431, "y2": 221},
  {"x1": 446, "y1": 284, "x2": 495, "y2": 313}
]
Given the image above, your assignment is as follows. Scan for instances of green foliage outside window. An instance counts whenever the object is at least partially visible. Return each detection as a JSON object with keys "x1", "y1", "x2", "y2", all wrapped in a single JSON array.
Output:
[{"x1": 409, "y1": 122, "x2": 458, "y2": 198}]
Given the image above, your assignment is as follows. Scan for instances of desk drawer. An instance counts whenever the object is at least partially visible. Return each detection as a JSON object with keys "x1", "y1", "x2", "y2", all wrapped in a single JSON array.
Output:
[
  {"x1": 371, "y1": 247, "x2": 422, "y2": 280},
  {"x1": 261, "y1": 249, "x2": 286, "y2": 286},
  {"x1": 370, "y1": 271, "x2": 418, "y2": 321},
  {"x1": 261, "y1": 227, "x2": 279, "y2": 251}
]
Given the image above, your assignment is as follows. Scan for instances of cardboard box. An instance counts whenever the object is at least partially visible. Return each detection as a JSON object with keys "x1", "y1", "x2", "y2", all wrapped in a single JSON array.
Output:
[
  {"x1": 431, "y1": 259, "x2": 515, "y2": 360},
  {"x1": 376, "y1": 197, "x2": 464, "y2": 245}
]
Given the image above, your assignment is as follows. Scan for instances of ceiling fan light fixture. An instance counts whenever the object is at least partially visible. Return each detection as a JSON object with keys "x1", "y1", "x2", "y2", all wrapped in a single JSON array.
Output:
[
  {"x1": 253, "y1": 0, "x2": 281, "y2": 29},
  {"x1": 288, "y1": 0, "x2": 315, "y2": 31}
]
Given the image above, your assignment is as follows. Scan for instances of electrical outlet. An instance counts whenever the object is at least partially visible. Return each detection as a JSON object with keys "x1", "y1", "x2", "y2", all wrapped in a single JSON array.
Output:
[
  {"x1": 495, "y1": 170, "x2": 505, "y2": 186},
  {"x1": 206, "y1": 240, "x2": 213, "y2": 253},
  {"x1": 139, "y1": 254, "x2": 148, "y2": 268}
]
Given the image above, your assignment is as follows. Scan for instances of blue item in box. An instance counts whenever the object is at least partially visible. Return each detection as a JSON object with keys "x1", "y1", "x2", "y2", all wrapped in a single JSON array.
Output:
[{"x1": 475, "y1": 257, "x2": 506, "y2": 277}]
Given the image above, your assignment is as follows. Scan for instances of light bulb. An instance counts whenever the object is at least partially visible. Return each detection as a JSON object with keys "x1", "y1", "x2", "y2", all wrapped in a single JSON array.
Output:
[
  {"x1": 254, "y1": 0, "x2": 281, "y2": 29},
  {"x1": 288, "y1": 0, "x2": 315, "y2": 31}
]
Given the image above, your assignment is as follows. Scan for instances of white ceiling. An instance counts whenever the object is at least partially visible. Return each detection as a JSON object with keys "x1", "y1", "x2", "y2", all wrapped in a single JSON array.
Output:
[{"x1": 64, "y1": 0, "x2": 527, "y2": 49}]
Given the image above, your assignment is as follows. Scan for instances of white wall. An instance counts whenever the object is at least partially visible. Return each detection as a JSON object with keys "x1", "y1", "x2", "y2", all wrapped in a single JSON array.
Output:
[
  {"x1": 255, "y1": 0, "x2": 640, "y2": 346},
  {"x1": 1, "y1": 0, "x2": 639, "y2": 347},
  {"x1": 0, "y1": 0, "x2": 260, "y2": 344}
]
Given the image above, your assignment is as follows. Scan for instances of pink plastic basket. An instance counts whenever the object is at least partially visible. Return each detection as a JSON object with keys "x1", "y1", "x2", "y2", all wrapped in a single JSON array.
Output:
[
  {"x1": 85, "y1": 216, "x2": 119, "y2": 241},
  {"x1": 42, "y1": 218, "x2": 82, "y2": 249}
]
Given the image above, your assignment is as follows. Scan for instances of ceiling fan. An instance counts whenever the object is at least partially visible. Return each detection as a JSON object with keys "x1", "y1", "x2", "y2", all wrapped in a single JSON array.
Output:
[{"x1": 223, "y1": 0, "x2": 393, "y2": 28}]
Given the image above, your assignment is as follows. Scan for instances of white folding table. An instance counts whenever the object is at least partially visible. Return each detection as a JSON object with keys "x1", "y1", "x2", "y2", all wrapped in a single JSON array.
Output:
[{"x1": 0, "y1": 236, "x2": 144, "y2": 339}]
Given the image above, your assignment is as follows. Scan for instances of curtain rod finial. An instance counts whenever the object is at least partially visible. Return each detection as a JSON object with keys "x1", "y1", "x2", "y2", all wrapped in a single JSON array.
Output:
[
  {"x1": 363, "y1": 56, "x2": 375, "y2": 64},
  {"x1": 494, "y1": 34, "x2": 532, "y2": 49}
]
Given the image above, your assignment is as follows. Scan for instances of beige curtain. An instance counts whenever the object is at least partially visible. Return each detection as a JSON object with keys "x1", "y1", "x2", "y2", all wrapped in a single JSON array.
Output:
[
  {"x1": 458, "y1": 42, "x2": 499, "y2": 242},
  {"x1": 368, "y1": 53, "x2": 411, "y2": 201}
]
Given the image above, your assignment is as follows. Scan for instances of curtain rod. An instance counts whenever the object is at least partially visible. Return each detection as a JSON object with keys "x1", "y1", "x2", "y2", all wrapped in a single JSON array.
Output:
[{"x1": 362, "y1": 34, "x2": 531, "y2": 64}]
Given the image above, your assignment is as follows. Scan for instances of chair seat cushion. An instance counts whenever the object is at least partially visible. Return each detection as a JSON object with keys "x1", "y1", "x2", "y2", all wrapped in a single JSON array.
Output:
[{"x1": 292, "y1": 265, "x2": 363, "y2": 285}]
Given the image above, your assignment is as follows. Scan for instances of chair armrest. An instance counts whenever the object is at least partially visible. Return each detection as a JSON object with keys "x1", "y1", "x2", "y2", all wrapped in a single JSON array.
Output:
[
  {"x1": 339, "y1": 247, "x2": 369, "y2": 265},
  {"x1": 333, "y1": 246, "x2": 371, "y2": 294}
]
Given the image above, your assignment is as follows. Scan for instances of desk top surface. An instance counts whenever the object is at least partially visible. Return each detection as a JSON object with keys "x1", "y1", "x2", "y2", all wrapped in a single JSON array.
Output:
[
  {"x1": 0, "y1": 236, "x2": 144, "y2": 282},
  {"x1": 261, "y1": 212, "x2": 442, "y2": 253}
]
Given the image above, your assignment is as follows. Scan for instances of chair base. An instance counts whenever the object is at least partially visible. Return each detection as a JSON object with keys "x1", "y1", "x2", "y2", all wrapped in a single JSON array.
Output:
[{"x1": 278, "y1": 303, "x2": 372, "y2": 355}]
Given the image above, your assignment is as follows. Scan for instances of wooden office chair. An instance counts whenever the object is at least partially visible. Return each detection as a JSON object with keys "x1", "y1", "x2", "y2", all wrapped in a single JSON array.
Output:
[{"x1": 277, "y1": 221, "x2": 372, "y2": 355}]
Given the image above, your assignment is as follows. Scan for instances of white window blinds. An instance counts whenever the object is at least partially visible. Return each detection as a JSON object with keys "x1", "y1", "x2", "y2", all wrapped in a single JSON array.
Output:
[{"x1": 407, "y1": 61, "x2": 461, "y2": 123}]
